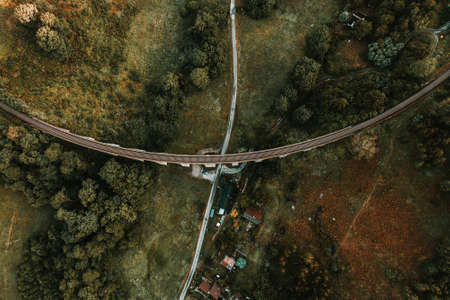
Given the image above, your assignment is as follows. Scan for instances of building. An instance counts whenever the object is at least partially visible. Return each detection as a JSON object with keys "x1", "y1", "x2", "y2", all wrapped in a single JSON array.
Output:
[
  {"x1": 198, "y1": 279, "x2": 211, "y2": 296},
  {"x1": 209, "y1": 283, "x2": 221, "y2": 300},
  {"x1": 220, "y1": 255, "x2": 236, "y2": 270},
  {"x1": 218, "y1": 182, "x2": 235, "y2": 215},
  {"x1": 196, "y1": 279, "x2": 222, "y2": 300},
  {"x1": 243, "y1": 207, "x2": 263, "y2": 225}
]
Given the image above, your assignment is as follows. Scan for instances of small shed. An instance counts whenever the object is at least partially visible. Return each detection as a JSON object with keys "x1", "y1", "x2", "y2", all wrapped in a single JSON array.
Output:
[
  {"x1": 243, "y1": 207, "x2": 263, "y2": 225},
  {"x1": 220, "y1": 255, "x2": 236, "y2": 270}
]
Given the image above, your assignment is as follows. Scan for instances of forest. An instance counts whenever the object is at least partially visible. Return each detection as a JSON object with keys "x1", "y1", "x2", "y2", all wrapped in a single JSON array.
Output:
[{"x1": 0, "y1": 0, "x2": 448, "y2": 299}]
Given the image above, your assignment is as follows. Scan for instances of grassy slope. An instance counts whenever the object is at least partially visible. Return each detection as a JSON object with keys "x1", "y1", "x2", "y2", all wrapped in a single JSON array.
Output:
[
  {"x1": 0, "y1": 189, "x2": 52, "y2": 300},
  {"x1": 113, "y1": 165, "x2": 210, "y2": 300},
  {"x1": 232, "y1": 0, "x2": 339, "y2": 151},
  {"x1": 0, "y1": 0, "x2": 229, "y2": 151}
]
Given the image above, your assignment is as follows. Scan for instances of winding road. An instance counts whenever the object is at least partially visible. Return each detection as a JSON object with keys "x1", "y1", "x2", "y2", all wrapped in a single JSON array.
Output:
[{"x1": 177, "y1": 1, "x2": 238, "y2": 299}]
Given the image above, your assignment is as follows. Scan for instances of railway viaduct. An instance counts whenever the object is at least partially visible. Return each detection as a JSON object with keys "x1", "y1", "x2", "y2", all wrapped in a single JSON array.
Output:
[{"x1": 0, "y1": 69, "x2": 448, "y2": 167}]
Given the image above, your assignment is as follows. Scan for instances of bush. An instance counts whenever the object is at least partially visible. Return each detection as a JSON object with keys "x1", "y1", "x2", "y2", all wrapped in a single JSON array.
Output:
[
  {"x1": 36, "y1": 26, "x2": 61, "y2": 52},
  {"x1": 306, "y1": 25, "x2": 331, "y2": 62},
  {"x1": 291, "y1": 57, "x2": 321, "y2": 91},
  {"x1": 190, "y1": 67, "x2": 210, "y2": 89},
  {"x1": 246, "y1": 0, "x2": 279, "y2": 19},
  {"x1": 293, "y1": 105, "x2": 313, "y2": 125},
  {"x1": 40, "y1": 12, "x2": 56, "y2": 27},
  {"x1": 14, "y1": 3, "x2": 38, "y2": 25},
  {"x1": 405, "y1": 57, "x2": 437, "y2": 79}
]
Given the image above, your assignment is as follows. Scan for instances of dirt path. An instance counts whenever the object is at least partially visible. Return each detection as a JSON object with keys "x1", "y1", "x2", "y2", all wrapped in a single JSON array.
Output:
[
  {"x1": 338, "y1": 131, "x2": 397, "y2": 253},
  {"x1": 5, "y1": 211, "x2": 17, "y2": 249}
]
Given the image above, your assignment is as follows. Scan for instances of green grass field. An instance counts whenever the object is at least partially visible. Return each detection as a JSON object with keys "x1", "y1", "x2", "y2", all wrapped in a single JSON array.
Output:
[
  {"x1": 0, "y1": 188, "x2": 52, "y2": 300},
  {"x1": 112, "y1": 165, "x2": 210, "y2": 299},
  {"x1": 231, "y1": 0, "x2": 340, "y2": 151}
]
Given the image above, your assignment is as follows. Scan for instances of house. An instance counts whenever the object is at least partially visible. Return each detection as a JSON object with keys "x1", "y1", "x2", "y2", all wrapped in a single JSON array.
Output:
[
  {"x1": 243, "y1": 207, "x2": 263, "y2": 225},
  {"x1": 220, "y1": 255, "x2": 236, "y2": 270},
  {"x1": 196, "y1": 279, "x2": 222, "y2": 300},
  {"x1": 209, "y1": 283, "x2": 221, "y2": 300},
  {"x1": 198, "y1": 279, "x2": 211, "y2": 296}
]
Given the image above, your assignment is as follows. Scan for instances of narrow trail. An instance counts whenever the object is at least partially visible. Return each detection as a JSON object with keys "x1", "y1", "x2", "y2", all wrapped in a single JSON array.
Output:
[
  {"x1": 338, "y1": 131, "x2": 397, "y2": 253},
  {"x1": 5, "y1": 211, "x2": 17, "y2": 249}
]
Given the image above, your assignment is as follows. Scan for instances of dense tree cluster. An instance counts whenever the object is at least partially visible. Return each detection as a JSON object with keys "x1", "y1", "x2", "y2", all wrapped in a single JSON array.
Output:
[
  {"x1": 183, "y1": 0, "x2": 228, "y2": 89},
  {"x1": 245, "y1": 0, "x2": 280, "y2": 19},
  {"x1": 410, "y1": 87, "x2": 449, "y2": 168},
  {"x1": 253, "y1": 242, "x2": 335, "y2": 299},
  {"x1": 14, "y1": 1, "x2": 137, "y2": 66},
  {"x1": 347, "y1": 0, "x2": 441, "y2": 40},
  {"x1": 13, "y1": 2, "x2": 69, "y2": 59},
  {"x1": 270, "y1": 3, "x2": 442, "y2": 144},
  {"x1": 368, "y1": 37, "x2": 404, "y2": 67},
  {"x1": 0, "y1": 112, "x2": 154, "y2": 299},
  {"x1": 405, "y1": 239, "x2": 450, "y2": 299}
]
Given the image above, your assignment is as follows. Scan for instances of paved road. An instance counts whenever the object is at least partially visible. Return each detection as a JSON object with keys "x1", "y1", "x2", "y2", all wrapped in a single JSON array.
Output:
[
  {"x1": 177, "y1": 1, "x2": 238, "y2": 299},
  {"x1": 1, "y1": 69, "x2": 448, "y2": 165}
]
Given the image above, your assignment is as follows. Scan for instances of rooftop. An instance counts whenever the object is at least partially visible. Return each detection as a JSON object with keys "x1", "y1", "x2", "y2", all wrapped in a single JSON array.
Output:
[
  {"x1": 243, "y1": 207, "x2": 263, "y2": 224},
  {"x1": 220, "y1": 255, "x2": 236, "y2": 270},
  {"x1": 210, "y1": 283, "x2": 221, "y2": 300},
  {"x1": 198, "y1": 279, "x2": 211, "y2": 295}
]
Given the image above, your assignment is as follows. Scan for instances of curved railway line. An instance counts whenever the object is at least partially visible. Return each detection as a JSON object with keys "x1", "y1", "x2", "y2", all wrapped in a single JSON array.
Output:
[
  {"x1": 0, "y1": 69, "x2": 448, "y2": 166},
  {"x1": 1, "y1": 69, "x2": 449, "y2": 165}
]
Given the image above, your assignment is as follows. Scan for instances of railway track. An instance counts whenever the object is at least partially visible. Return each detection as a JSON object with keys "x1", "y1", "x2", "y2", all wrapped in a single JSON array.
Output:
[{"x1": 0, "y1": 70, "x2": 448, "y2": 166}]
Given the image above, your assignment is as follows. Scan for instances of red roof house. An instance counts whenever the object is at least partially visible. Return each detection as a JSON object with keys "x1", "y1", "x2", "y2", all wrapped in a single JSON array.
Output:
[
  {"x1": 210, "y1": 283, "x2": 221, "y2": 300},
  {"x1": 198, "y1": 279, "x2": 211, "y2": 295},
  {"x1": 196, "y1": 279, "x2": 222, "y2": 299},
  {"x1": 220, "y1": 255, "x2": 236, "y2": 270},
  {"x1": 243, "y1": 207, "x2": 263, "y2": 225}
]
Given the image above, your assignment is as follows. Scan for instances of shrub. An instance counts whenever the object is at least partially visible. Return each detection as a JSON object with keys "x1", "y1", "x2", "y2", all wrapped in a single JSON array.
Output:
[
  {"x1": 293, "y1": 105, "x2": 313, "y2": 124},
  {"x1": 246, "y1": 0, "x2": 279, "y2": 19},
  {"x1": 190, "y1": 67, "x2": 210, "y2": 89},
  {"x1": 405, "y1": 57, "x2": 437, "y2": 79},
  {"x1": 35, "y1": 25, "x2": 68, "y2": 59},
  {"x1": 40, "y1": 12, "x2": 57, "y2": 27},
  {"x1": 291, "y1": 57, "x2": 321, "y2": 91},
  {"x1": 306, "y1": 25, "x2": 331, "y2": 61},
  {"x1": 350, "y1": 133, "x2": 378, "y2": 160},
  {"x1": 14, "y1": 3, "x2": 38, "y2": 24}
]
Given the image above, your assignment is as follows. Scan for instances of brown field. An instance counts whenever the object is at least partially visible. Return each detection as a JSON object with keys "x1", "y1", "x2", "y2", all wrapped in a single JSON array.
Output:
[{"x1": 281, "y1": 114, "x2": 448, "y2": 298}]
